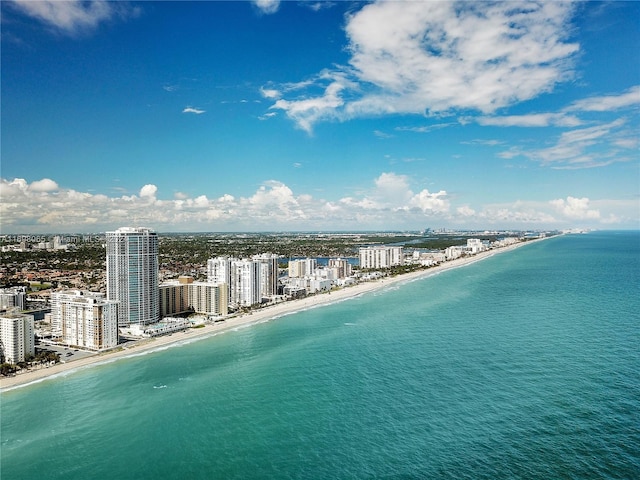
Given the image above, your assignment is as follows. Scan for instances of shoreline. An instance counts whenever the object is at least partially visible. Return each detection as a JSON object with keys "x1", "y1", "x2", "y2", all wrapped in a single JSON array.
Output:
[{"x1": 0, "y1": 238, "x2": 545, "y2": 392}]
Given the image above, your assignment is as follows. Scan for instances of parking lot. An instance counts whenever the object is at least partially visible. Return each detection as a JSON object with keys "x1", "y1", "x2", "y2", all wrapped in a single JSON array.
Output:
[{"x1": 36, "y1": 342, "x2": 97, "y2": 363}]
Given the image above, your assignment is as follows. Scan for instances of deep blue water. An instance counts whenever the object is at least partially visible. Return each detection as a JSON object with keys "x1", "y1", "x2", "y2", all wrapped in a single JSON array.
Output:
[{"x1": 2, "y1": 231, "x2": 639, "y2": 479}]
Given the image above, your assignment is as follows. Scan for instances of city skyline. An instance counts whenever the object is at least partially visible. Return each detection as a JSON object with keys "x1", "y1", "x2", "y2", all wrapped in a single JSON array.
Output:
[{"x1": 1, "y1": 0, "x2": 639, "y2": 233}]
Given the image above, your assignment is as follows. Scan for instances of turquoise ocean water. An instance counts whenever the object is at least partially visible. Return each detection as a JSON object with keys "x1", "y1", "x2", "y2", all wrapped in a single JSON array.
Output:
[{"x1": 2, "y1": 231, "x2": 639, "y2": 479}]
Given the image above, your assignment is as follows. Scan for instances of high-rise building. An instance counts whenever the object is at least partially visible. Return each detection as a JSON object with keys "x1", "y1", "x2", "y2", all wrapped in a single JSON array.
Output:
[
  {"x1": 328, "y1": 258, "x2": 352, "y2": 279},
  {"x1": 189, "y1": 282, "x2": 228, "y2": 316},
  {"x1": 0, "y1": 312, "x2": 35, "y2": 364},
  {"x1": 159, "y1": 276, "x2": 192, "y2": 318},
  {"x1": 51, "y1": 290, "x2": 118, "y2": 351},
  {"x1": 106, "y1": 227, "x2": 159, "y2": 326},
  {"x1": 288, "y1": 258, "x2": 317, "y2": 278},
  {"x1": 253, "y1": 253, "x2": 279, "y2": 298},
  {"x1": 230, "y1": 259, "x2": 261, "y2": 308},
  {"x1": 0, "y1": 286, "x2": 27, "y2": 311},
  {"x1": 159, "y1": 277, "x2": 229, "y2": 317},
  {"x1": 359, "y1": 246, "x2": 404, "y2": 269}
]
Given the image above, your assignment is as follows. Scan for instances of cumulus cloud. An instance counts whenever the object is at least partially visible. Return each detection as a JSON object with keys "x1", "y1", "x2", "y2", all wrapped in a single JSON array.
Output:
[
  {"x1": 29, "y1": 178, "x2": 59, "y2": 192},
  {"x1": 266, "y1": 1, "x2": 578, "y2": 131},
  {"x1": 139, "y1": 184, "x2": 158, "y2": 200},
  {"x1": 9, "y1": 0, "x2": 138, "y2": 35},
  {"x1": 457, "y1": 205, "x2": 476, "y2": 217},
  {"x1": 0, "y1": 177, "x2": 631, "y2": 233},
  {"x1": 550, "y1": 196, "x2": 600, "y2": 220}
]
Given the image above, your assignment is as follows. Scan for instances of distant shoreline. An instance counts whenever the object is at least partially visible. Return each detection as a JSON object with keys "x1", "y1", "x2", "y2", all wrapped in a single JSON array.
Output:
[{"x1": 0, "y1": 237, "x2": 548, "y2": 392}]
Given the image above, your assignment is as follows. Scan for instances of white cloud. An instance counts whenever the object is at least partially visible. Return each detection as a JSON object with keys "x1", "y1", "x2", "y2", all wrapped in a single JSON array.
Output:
[
  {"x1": 409, "y1": 189, "x2": 450, "y2": 214},
  {"x1": 457, "y1": 205, "x2": 476, "y2": 217},
  {"x1": 9, "y1": 0, "x2": 138, "y2": 35},
  {"x1": 253, "y1": 0, "x2": 280, "y2": 15},
  {"x1": 550, "y1": 196, "x2": 600, "y2": 220},
  {"x1": 1, "y1": 177, "x2": 634, "y2": 233},
  {"x1": 260, "y1": 87, "x2": 280, "y2": 99},
  {"x1": 29, "y1": 178, "x2": 59, "y2": 192},
  {"x1": 567, "y1": 85, "x2": 640, "y2": 112},
  {"x1": 139, "y1": 184, "x2": 158, "y2": 200},
  {"x1": 266, "y1": 1, "x2": 578, "y2": 131},
  {"x1": 182, "y1": 107, "x2": 206, "y2": 115},
  {"x1": 270, "y1": 70, "x2": 354, "y2": 133},
  {"x1": 306, "y1": 2, "x2": 335, "y2": 12},
  {"x1": 500, "y1": 118, "x2": 636, "y2": 169},
  {"x1": 476, "y1": 113, "x2": 582, "y2": 128}
]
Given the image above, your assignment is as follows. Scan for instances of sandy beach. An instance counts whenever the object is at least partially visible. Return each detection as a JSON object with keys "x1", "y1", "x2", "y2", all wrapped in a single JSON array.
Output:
[{"x1": 0, "y1": 239, "x2": 542, "y2": 392}]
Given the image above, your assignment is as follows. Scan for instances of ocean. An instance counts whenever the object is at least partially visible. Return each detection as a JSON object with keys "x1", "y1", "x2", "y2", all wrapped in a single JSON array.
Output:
[{"x1": 1, "y1": 231, "x2": 639, "y2": 479}]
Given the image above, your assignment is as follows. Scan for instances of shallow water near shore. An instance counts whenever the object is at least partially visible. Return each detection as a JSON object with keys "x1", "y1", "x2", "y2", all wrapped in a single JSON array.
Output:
[{"x1": 2, "y1": 231, "x2": 639, "y2": 479}]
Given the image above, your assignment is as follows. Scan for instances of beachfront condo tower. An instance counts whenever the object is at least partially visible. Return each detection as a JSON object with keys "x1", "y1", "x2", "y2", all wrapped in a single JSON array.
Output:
[
  {"x1": 106, "y1": 227, "x2": 159, "y2": 327},
  {"x1": 0, "y1": 312, "x2": 35, "y2": 364}
]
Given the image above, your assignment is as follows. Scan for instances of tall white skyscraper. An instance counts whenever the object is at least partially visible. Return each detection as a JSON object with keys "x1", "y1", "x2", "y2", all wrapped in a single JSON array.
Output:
[
  {"x1": 253, "y1": 253, "x2": 279, "y2": 298},
  {"x1": 230, "y1": 259, "x2": 261, "y2": 308},
  {"x1": 0, "y1": 312, "x2": 35, "y2": 364},
  {"x1": 106, "y1": 227, "x2": 159, "y2": 326}
]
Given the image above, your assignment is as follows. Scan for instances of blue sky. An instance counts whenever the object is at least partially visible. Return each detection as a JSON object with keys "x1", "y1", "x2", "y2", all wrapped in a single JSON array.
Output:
[{"x1": 1, "y1": 0, "x2": 639, "y2": 233}]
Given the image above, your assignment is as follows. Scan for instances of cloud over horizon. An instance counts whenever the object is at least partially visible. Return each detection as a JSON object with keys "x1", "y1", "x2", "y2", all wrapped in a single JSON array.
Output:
[{"x1": 1, "y1": 176, "x2": 635, "y2": 234}]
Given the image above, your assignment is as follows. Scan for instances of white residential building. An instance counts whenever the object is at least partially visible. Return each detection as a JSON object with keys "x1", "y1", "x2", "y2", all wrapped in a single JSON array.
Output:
[
  {"x1": 444, "y1": 245, "x2": 464, "y2": 260},
  {"x1": 328, "y1": 258, "x2": 352, "y2": 278},
  {"x1": 288, "y1": 258, "x2": 317, "y2": 278},
  {"x1": 52, "y1": 290, "x2": 118, "y2": 351},
  {"x1": 231, "y1": 259, "x2": 261, "y2": 307},
  {"x1": 106, "y1": 227, "x2": 159, "y2": 326},
  {"x1": 253, "y1": 253, "x2": 279, "y2": 298},
  {"x1": 207, "y1": 256, "x2": 232, "y2": 287},
  {"x1": 359, "y1": 246, "x2": 404, "y2": 269},
  {"x1": 0, "y1": 286, "x2": 27, "y2": 311},
  {"x1": 208, "y1": 255, "x2": 279, "y2": 309},
  {"x1": 0, "y1": 312, "x2": 35, "y2": 364},
  {"x1": 466, "y1": 238, "x2": 486, "y2": 254}
]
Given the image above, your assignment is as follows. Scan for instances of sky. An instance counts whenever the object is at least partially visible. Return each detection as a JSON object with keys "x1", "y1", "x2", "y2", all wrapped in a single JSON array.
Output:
[{"x1": 1, "y1": 0, "x2": 639, "y2": 234}]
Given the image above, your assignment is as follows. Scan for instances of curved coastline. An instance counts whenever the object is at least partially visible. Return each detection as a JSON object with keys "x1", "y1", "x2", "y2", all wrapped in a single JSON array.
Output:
[{"x1": 0, "y1": 238, "x2": 547, "y2": 392}]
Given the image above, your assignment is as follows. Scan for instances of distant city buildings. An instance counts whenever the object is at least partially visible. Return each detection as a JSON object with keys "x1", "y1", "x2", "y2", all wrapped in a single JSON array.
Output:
[
  {"x1": 0, "y1": 227, "x2": 538, "y2": 360},
  {"x1": 0, "y1": 312, "x2": 35, "y2": 364},
  {"x1": 106, "y1": 227, "x2": 159, "y2": 326},
  {"x1": 50, "y1": 290, "x2": 118, "y2": 351}
]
